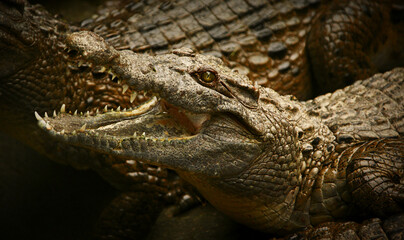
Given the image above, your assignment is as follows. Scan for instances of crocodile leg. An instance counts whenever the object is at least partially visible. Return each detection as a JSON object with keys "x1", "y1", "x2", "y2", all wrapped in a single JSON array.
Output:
[
  {"x1": 346, "y1": 138, "x2": 404, "y2": 217},
  {"x1": 306, "y1": 138, "x2": 404, "y2": 231}
]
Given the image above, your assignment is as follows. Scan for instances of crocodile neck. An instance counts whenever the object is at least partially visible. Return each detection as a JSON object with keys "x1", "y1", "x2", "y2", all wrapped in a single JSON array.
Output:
[{"x1": 176, "y1": 87, "x2": 339, "y2": 233}]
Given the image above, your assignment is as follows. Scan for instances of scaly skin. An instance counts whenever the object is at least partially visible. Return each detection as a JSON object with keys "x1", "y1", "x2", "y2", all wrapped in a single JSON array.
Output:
[
  {"x1": 39, "y1": 31, "x2": 404, "y2": 235},
  {"x1": 81, "y1": 0, "x2": 404, "y2": 98},
  {"x1": 1, "y1": 0, "x2": 403, "y2": 191},
  {"x1": 1, "y1": 0, "x2": 403, "y2": 238}
]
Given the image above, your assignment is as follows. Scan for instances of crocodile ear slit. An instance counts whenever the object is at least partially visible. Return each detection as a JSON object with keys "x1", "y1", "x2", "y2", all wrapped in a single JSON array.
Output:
[{"x1": 220, "y1": 81, "x2": 259, "y2": 109}]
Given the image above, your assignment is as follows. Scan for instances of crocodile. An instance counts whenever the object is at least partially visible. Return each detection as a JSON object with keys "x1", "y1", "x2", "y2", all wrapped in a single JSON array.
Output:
[
  {"x1": 38, "y1": 31, "x2": 404, "y2": 236},
  {"x1": 2, "y1": 0, "x2": 403, "y2": 190},
  {"x1": 1, "y1": 0, "x2": 404, "y2": 238}
]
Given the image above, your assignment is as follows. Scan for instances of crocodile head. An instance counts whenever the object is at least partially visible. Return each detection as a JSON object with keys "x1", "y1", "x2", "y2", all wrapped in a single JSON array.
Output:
[
  {"x1": 39, "y1": 31, "x2": 305, "y2": 233},
  {"x1": 0, "y1": 0, "x2": 34, "y2": 79},
  {"x1": 0, "y1": 0, "x2": 69, "y2": 83}
]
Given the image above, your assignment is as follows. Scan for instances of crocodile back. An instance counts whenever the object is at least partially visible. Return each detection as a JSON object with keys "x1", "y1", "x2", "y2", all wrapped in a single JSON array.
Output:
[{"x1": 305, "y1": 68, "x2": 404, "y2": 143}]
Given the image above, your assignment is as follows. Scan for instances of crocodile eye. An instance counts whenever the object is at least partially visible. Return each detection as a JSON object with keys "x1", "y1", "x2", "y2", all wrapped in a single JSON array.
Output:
[
  {"x1": 201, "y1": 71, "x2": 216, "y2": 83},
  {"x1": 191, "y1": 68, "x2": 218, "y2": 86}
]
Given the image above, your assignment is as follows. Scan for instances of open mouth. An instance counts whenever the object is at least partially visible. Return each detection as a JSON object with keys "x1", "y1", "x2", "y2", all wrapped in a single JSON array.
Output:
[
  {"x1": 37, "y1": 83, "x2": 211, "y2": 141},
  {"x1": 36, "y1": 33, "x2": 212, "y2": 142}
]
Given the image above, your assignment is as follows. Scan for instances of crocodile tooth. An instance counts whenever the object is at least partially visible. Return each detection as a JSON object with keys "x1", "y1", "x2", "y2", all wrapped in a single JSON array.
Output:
[
  {"x1": 34, "y1": 111, "x2": 43, "y2": 121},
  {"x1": 142, "y1": 132, "x2": 146, "y2": 137},
  {"x1": 111, "y1": 73, "x2": 117, "y2": 82},
  {"x1": 130, "y1": 92, "x2": 137, "y2": 103},
  {"x1": 126, "y1": 160, "x2": 136, "y2": 165},
  {"x1": 128, "y1": 172, "x2": 138, "y2": 177},
  {"x1": 96, "y1": 109, "x2": 99, "y2": 114},
  {"x1": 53, "y1": 110, "x2": 57, "y2": 117},
  {"x1": 133, "y1": 132, "x2": 137, "y2": 137},
  {"x1": 123, "y1": 108, "x2": 127, "y2": 111},
  {"x1": 80, "y1": 124, "x2": 87, "y2": 131},
  {"x1": 85, "y1": 111, "x2": 90, "y2": 117},
  {"x1": 60, "y1": 104, "x2": 66, "y2": 113},
  {"x1": 38, "y1": 119, "x2": 47, "y2": 129},
  {"x1": 60, "y1": 129, "x2": 65, "y2": 134},
  {"x1": 45, "y1": 122, "x2": 52, "y2": 131},
  {"x1": 74, "y1": 110, "x2": 78, "y2": 115},
  {"x1": 122, "y1": 84, "x2": 129, "y2": 94},
  {"x1": 99, "y1": 66, "x2": 106, "y2": 72},
  {"x1": 44, "y1": 112, "x2": 49, "y2": 118},
  {"x1": 118, "y1": 79, "x2": 122, "y2": 84},
  {"x1": 117, "y1": 106, "x2": 121, "y2": 111},
  {"x1": 104, "y1": 105, "x2": 108, "y2": 112},
  {"x1": 72, "y1": 130, "x2": 76, "y2": 135}
]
